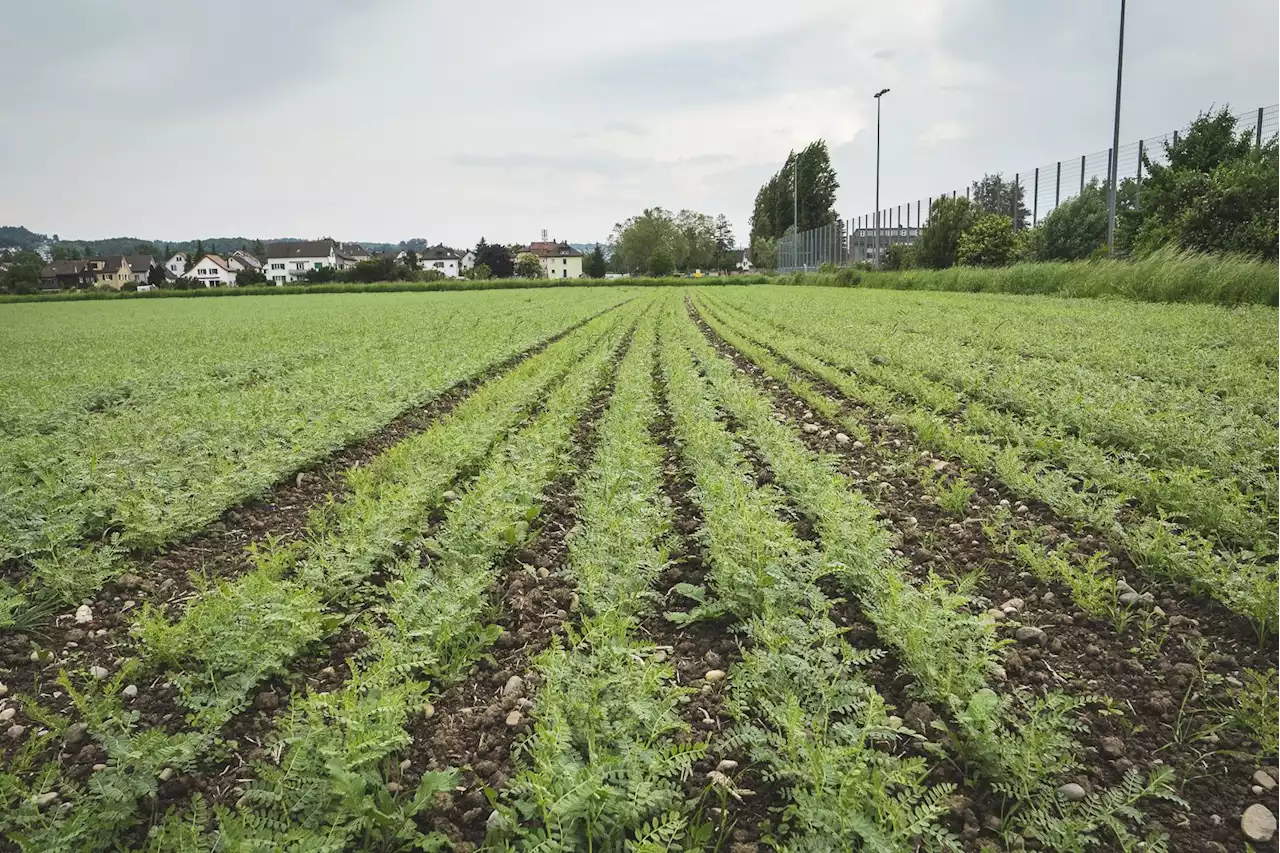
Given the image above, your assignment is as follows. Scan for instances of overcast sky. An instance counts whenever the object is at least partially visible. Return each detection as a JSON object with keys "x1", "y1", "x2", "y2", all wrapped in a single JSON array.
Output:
[{"x1": 1, "y1": 0, "x2": 1275, "y2": 248}]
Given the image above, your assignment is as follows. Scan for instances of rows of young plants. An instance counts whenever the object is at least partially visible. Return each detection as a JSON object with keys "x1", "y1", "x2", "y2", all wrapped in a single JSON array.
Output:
[
  {"x1": 484, "y1": 311, "x2": 716, "y2": 849},
  {"x1": 0, "y1": 289, "x2": 631, "y2": 628},
  {"x1": 708, "y1": 289, "x2": 1276, "y2": 546},
  {"x1": 697, "y1": 288, "x2": 1279, "y2": 634},
  {"x1": 0, "y1": 302, "x2": 642, "y2": 851},
  {"x1": 653, "y1": 297, "x2": 961, "y2": 849},
  {"x1": 664, "y1": 298, "x2": 1181, "y2": 850}
]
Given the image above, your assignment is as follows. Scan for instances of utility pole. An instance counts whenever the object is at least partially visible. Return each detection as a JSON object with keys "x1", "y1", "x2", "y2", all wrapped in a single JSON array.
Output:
[
  {"x1": 1106, "y1": 0, "x2": 1126, "y2": 254},
  {"x1": 874, "y1": 88, "x2": 890, "y2": 267}
]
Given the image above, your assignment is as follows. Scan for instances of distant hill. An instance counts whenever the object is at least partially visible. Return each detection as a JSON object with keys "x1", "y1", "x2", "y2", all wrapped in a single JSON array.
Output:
[
  {"x1": 0, "y1": 226, "x2": 52, "y2": 252},
  {"x1": 1, "y1": 226, "x2": 404, "y2": 259}
]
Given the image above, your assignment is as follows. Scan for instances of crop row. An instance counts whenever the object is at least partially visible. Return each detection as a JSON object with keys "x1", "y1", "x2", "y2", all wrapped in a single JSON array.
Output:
[
  {"x1": 0, "y1": 289, "x2": 630, "y2": 630},
  {"x1": 0, "y1": 303, "x2": 640, "y2": 851},
  {"x1": 696, "y1": 291, "x2": 1279, "y2": 634},
  {"x1": 665, "y1": 296, "x2": 1184, "y2": 850}
]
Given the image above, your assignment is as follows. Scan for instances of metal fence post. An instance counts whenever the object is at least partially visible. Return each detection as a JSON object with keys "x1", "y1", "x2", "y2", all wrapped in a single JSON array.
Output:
[
  {"x1": 1055, "y1": 161, "x2": 1061, "y2": 208},
  {"x1": 1079, "y1": 154, "x2": 1086, "y2": 194},
  {"x1": 916, "y1": 199, "x2": 921, "y2": 227},
  {"x1": 1258, "y1": 106, "x2": 1265, "y2": 147},
  {"x1": 1032, "y1": 168, "x2": 1039, "y2": 225},
  {"x1": 1012, "y1": 173, "x2": 1019, "y2": 230}
]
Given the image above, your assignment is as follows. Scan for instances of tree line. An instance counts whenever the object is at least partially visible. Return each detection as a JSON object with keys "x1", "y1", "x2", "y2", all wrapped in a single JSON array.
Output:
[
  {"x1": 607, "y1": 208, "x2": 736, "y2": 275},
  {"x1": 886, "y1": 108, "x2": 1278, "y2": 270}
]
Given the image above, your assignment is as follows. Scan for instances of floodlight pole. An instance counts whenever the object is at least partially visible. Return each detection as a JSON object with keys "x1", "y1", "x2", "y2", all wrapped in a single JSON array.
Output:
[
  {"x1": 874, "y1": 88, "x2": 890, "y2": 267},
  {"x1": 1106, "y1": 0, "x2": 1126, "y2": 253}
]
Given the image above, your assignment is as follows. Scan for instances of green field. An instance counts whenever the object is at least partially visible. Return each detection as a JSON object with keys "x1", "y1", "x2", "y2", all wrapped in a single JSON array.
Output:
[{"x1": 0, "y1": 286, "x2": 1275, "y2": 852}]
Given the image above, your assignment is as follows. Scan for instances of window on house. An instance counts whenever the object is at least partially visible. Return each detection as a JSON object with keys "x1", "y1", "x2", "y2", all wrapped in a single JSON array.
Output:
[{"x1": 295, "y1": 262, "x2": 305, "y2": 270}]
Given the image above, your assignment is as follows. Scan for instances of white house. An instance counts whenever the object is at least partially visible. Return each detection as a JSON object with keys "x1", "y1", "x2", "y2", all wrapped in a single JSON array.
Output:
[
  {"x1": 527, "y1": 240, "x2": 583, "y2": 279},
  {"x1": 227, "y1": 250, "x2": 262, "y2": 272},
  {"x1": 419, "y1": 245, "x2": 462, "y2": 278},
  {"x1": 459, "y1": 249, "x2": 476, "y2": 274},
  {"x1": 184, "y1": 254, "x2": 237, "y2": 287},
  {"x1": 335, "y1": 243, "x2": 371, "y2": 269},
  {"x1": 265, "y1": 239, "x2": 339, "y2": 284},
  {"x1": 165, "y1": 253, "x2": 189, "y2": 277}
]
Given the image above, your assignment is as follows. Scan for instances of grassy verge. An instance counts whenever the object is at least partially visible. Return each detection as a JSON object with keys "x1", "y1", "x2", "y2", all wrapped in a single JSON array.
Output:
[{"x1": 776, "y1": 249, "x2": 1279, "y2": 306}]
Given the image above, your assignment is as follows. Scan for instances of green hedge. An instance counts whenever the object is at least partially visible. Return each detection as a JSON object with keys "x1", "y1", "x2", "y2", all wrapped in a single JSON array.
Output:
[{"x1": 0, "y1": 275, "x2": 774, "y2": 304}]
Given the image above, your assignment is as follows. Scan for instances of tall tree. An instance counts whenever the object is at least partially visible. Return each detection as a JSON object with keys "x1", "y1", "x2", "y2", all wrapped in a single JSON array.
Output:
[
  {"x1": 51, "y1": 245, "x2": 82, "y2": 261},
  {"x1": 583, "y1": 244, "x2": 607, "y2": 278},
  {"x1": 133, "y1": 242, "x2": 159, "y2": 257},
  {"x1": 251, "y1": 239, "x2": 265, "y2": 257},
  {"x1": 475, "y1": 237, "x2": 514, "y2": 278},
  {"x1": 970, "y1": 174, "x2": 1030, "y2": 230},
  {"x1": 676, "y1": 209, "x2": 717, "y2": 270},
  {"x1": 147, "y1": 264, "x2": 167, "y2": 287},
  {"x1": 749, "y1": 139, "x2": 840, "y2": 250},
  {"x1": 610, "y1": 207, "x2": 685, "y2": 274},
  {"x1": 711, "y1": 215, "x2": 736, "y2": 270},
  {"x1": 191, "y1": 240, "x2": 204, "y2": 267}
]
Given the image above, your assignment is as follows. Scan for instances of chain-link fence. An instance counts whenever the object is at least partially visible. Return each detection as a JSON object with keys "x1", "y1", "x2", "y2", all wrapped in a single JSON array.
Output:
[{"x1": 777, "y1": 103, "x2": 1278, "y2": 270}]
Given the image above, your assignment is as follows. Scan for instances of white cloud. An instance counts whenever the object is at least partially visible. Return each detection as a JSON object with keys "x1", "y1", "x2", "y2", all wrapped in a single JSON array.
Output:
[{"x1": 1, "y1": 0, "x2": 1275, "y2": 247}]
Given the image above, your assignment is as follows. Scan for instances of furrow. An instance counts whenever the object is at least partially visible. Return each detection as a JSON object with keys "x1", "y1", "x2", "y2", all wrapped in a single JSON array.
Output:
[{"x1": 689, "y1": 293, "x2": 1276, "y2": 852}]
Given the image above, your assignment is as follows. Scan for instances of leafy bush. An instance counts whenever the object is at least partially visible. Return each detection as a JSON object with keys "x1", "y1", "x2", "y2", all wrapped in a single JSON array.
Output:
[
  {"x1": 956, "y1": 214, "x2": 1016, "y2": 266},
  {"x1": 880, "y1": 242, "x2": 916, "y2": 270},
  {"x1": 1036, "y1": 179, "x2": 1109, "y2": 261},
  {"x1": 515, "y1": 251, "x2": 545, "y2": 278},
  {"x1": 915, "y1": 196, "x2": 977, "y2": 268}
]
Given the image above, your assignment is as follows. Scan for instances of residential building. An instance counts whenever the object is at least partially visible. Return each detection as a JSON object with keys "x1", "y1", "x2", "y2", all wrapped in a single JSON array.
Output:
[
  {"x1": 84, "y1": 254, "x2": 155, "y2": 290},
  {"x1": 419, "y1": 245, "x2": 463, "y2": 277},
  {"x1": 227, "y1": 250, "x2": 262, "y2": 272},
  {"x1": 526, "y1": 239, "x2": 583, "y2": 279},
  {"x1": 40, "y1": 260, "x2": 97, "y2": 290},
  {"x1": 336, "y1": 243, "x2": 371, "y2": 268},
  {"x1": 459, "y1": 249, "x2": 476, "y2": 274},
  {"x1": 184, "y1": 254, "x2": 237, "y2": 287},
  {"x1": 724, "y1": 249, "x2": 753, "y2": 273},
  {"x1": 165, "y1": 252, "x2": 189, "y2": 277},
  {"x1": 264, "y1": 239, "x2": 339, "y2": 284}
]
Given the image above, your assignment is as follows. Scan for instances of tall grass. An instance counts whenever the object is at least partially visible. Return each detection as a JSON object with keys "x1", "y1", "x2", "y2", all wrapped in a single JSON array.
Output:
[{"x1": 794, "y1": 249, "x2": 1278, "y2": 306}]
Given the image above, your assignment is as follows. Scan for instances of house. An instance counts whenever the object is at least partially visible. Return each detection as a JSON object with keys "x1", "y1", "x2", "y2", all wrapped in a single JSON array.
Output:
[
  {"x1": 336, "y1": 243, "x2": 371, "y2": 268},
  {"x1": 419, "y1": 245, "x2": 463, "y2": 278},
  {"x1": 40, "y1": 260, "x2": 97, "y2": 290},
  {"x1": 264, "y1": 239, "x2": 339, "y2": 284},
  {"x1": 84, "y1": 254, "x2": 155, "y2": 290},
  {"x1": 459, "y1": 249, "x2": 476, "y2": 274},
  {"x1": 184, "y1": 254, "x2": 237, "y2": 287},
  {"x1": 526, "y1": 240, "x2": 583, "y2": 279},
  {"x1": 227, "y1": 250, "x2": 262, "y2": 272},
  {"x1": 724, "y1": 249, "x2": 753, "y2": 273},
  {"x1": 165, "y1": 253, "x2": 189, "y2": 277}
]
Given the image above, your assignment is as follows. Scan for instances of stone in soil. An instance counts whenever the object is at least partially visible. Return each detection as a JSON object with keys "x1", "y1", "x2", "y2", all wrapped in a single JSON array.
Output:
[
  {"x1": 1057, "y1": 783, "x2": 1087, "y2": 802},
  {"x1": 1014, "y1": 625, "x2": 1047, "y2": 645},
  {"x1": 1241, "y1": 803, "x2": 1277, "y2": 843},
  {"x1": 1254, "y1": 769, "x2": 1277, "y2": 791},
  {"x1": 74, "y1": 604, "x2": 93, "y2": 624}
]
